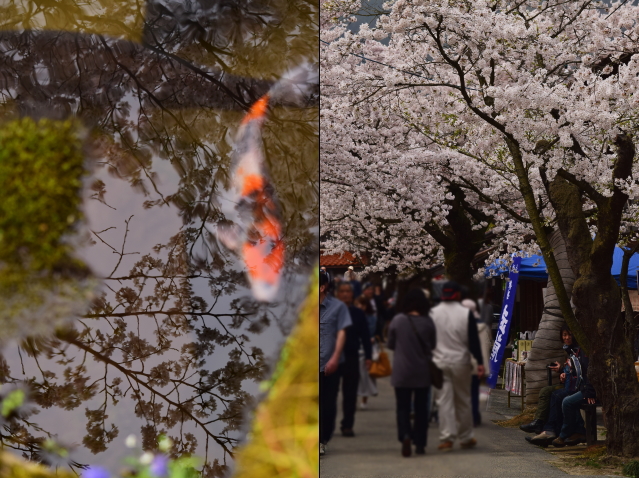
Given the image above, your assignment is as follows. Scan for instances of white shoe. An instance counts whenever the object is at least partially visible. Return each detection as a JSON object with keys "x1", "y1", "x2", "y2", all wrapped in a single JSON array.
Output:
[
  {"x1": 360, "y1": 401, "x2": 367, "y2": 410},
  {"x1": 320, "y1": 443, "x2": 326, "y2": 456}
]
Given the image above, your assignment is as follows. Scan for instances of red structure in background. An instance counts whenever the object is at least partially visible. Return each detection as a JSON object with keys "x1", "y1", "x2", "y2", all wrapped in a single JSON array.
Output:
[{"x1": 319, "y1": 250, "x2": 369, "y2": 277}]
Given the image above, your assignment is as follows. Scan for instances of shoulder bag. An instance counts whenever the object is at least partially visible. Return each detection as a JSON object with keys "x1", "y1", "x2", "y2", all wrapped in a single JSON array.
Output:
[
  {"x1": 407, "y1": 314, "x2": 443, "y2": 389},
  {"x1": 369, "y1": 341, "x2": 392, "y2": 378}
]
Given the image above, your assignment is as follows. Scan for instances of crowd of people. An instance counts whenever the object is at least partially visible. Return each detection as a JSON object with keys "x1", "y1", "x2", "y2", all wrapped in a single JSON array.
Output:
[
  {"x1": 319, "y1": 267, "x2": 392, "y2": 455},
  {"x1": 319, "y1": 267, "x2": 597, "y2": 458}
]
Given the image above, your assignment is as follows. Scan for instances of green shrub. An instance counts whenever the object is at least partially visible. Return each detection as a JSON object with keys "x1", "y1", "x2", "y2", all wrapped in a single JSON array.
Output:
[
  {"x1": 623, "y1": 460, "x2": 639, "y2": 478},
  {"x1": 0, "y1": 117, "x2": 95, "y2": 342}
]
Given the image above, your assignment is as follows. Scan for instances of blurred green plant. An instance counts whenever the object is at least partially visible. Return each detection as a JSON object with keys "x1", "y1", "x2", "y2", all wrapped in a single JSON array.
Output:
[
  {"x1": 232, "y1": 269, "x2": 319, "y2": 478},
  {"x1": 0, "y1": 117, "x2": 96, "y2": 342},
  {"x1": 623, "y1": 460, "x2": 639, "y2": 478},
  {"x1": 1, "y1": 388, "x2": 25, "y2": 417},
  {"x1": 0, "y1": 117, "x2": 85, "y2": 271}
]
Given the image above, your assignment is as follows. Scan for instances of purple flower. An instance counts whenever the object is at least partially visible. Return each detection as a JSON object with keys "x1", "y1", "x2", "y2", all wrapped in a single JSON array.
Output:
[
  {"x1": 149, "y1": 454, "x2": 170, "y2": 478},
  {"x1": 83, "y1": 466, "x2": 110, "y2": 478}
]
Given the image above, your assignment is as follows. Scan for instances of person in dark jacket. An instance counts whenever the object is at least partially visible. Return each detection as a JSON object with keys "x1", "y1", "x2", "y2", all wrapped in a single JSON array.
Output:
[
  {"x1": 553, "y1": 331, "x2": 596, "y2": 447},
  {"x1": 335, "y1": 282, "x2": 372, "y2": 437},
  {"x1": 387, "y1": 288, "x2": 437, "y2": 457},
  {"x1": 521, "y1": 323, "x2": 579, "y2": 436},
  {"x1": 529, "y1": 325, "x2": 596, "y2": 447},
  {"x1": 373, "y1": 284, "x2": 387, "y2": 339}
]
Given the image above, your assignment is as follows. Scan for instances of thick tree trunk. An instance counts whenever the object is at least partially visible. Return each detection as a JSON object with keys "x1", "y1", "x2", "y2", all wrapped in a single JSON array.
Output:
[
  {"x1": 547, "y1": 157, "x2": 639, "y2": 457},
  {"x1": 423, "y1": 185, "x2": 489, "y2": 294},
  {"x1": 443, "y1": 245, "x2": 477, "y2": 291},
  {"x1": 572, "y1": 273, "x2": 639, "y2": 456},
  {"x1": 525, "y1": 229, "x2": 575, "y2": 406}
]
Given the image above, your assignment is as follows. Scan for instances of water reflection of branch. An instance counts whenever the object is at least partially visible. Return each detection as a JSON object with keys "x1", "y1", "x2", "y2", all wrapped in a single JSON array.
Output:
[
  {"x1": 140, "y1": 39, "x2": 248, "y2": 109},
  {"x1": 56, "y1": 329, "x2": 238, "y2": 459},
  {"x1": 107, "y1": 215, "x2": 139, "y2": 278},
  {"x1": 108, "y1": 274, "x2": 204, "y2": 280},
  {"x1": 84, "y1": 311, "x2": 250, "y2": 319}
]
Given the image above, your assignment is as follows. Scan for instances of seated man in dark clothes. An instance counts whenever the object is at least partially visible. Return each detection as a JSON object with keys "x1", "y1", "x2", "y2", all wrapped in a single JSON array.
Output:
[
  {"x1": 529, "y1": 326, "x2": 596, "y2": 447},
  {"x1": 520, "y1": 330, "x2": 568, "y2": 435},
  {"x1": 335, "y1": 282, "x2": 372, "y2": 437}
]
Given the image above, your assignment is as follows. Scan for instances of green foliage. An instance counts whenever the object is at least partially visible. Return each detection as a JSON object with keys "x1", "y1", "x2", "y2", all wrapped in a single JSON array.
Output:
[
  {"x1": 0, "y1": 117, "x2": 85, "y2": 273},
  {"x1": 121, "y1": 454, "x2": 200, "y2": 478},
  {"x1": 233, "y1": 271, "x2": 319, "y2": 478},
  {"x1": 0, "y1": 451, "x2": 75, "y2": 477},
  {"x1": 1, "y1": 388, "x2": 25, "y2": 417},
  {"x1": 623, "y1": 460, "x2": 639, "y2": 478},
  {"x1": 584, "y1": 457, "x2": 603, "y2": 469},
  {"x1": 0, "y1": 117, "x2": 96, "y2": 342}
]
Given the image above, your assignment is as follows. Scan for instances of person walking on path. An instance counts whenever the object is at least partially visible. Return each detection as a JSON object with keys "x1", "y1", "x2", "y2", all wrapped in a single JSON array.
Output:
[
  {"x1": 431, "y1": 281, "x2": 485, "y2": 452},
  {"x1": 355, "y1": 295, "x2": 379, "y2": 409},
  {"x1": 362, "y1": 283, "x2": 381, "y2": 339},
  {"x1": 336, "y1": 282, "x2": 373, "y2": 437},
  {"x1": 320, "y1": 269, "x2": 352, "y2": 456},
  {"x1": 462, "y1": 297, "x2": 491, "y2": 427},
  {"x1": 345, "y1": 266, "x2": 362, "y2": 297},
  {"x1": 387, "y1": 288, "x2": 437, "y2": 457},
  {"x1": 344, "y1": 265, "x2": 357, "y2": 282},
  {"x1": 373, "y1": 284, "x2": 387, "y2": 339}
]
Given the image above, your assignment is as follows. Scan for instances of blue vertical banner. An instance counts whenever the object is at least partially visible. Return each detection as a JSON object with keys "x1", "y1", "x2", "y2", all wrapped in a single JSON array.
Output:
[{"x1": 487, "y1": 256, "x2": 522, "y2": 389}]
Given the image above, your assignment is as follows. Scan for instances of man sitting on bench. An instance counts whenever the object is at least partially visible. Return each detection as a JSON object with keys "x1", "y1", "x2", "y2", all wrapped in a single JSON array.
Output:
[
  {"x1": 553, "y1": 333, "x2": 596, "y2": 447},
  {"x1": 521, "y1": 326, "x2": 575, "y2": 437},
  {"x1": 527, "y1": 326, "x2": 596, "y2": 447}
]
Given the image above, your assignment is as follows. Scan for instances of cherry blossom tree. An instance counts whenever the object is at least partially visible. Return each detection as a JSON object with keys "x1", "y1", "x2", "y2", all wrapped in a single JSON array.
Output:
[
  {"x1": 322, "y1": 0, "x2": 639, "y2": 455},
  {"x1": 320, "y1": 90, "x2": 533, "y2": 287}
]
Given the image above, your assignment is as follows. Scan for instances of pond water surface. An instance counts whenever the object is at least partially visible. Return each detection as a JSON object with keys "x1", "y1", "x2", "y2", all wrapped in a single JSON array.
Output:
[{"x1": 0, "y1": 1, "x2": 318, "y2": 476}]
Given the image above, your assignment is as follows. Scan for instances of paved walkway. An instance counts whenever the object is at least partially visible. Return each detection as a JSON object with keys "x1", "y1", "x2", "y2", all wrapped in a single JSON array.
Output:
[{"x1": 320, "y1": 359, "x2": 615, "y2": 478}]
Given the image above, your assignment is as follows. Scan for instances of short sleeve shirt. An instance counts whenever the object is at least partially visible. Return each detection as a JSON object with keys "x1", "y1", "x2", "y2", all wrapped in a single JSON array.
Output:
[{"x1": 320, "y1": 294, "x2": 352, "y2": 372}]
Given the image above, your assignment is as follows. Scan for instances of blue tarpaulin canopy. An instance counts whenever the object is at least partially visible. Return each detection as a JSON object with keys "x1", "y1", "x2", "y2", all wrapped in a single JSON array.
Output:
[{"x1": 485, "y1": 247, "x2": 639, "y2": 289}]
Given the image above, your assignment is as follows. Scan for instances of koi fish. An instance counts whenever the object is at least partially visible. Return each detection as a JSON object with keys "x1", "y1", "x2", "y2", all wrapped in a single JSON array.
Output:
[{"x1": 212, "y1": 64, "x2": 317, "y2": 302}]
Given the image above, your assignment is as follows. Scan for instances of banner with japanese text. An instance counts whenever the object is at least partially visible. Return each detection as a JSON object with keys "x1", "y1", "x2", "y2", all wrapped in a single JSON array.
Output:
[{"x1": 487, "y1": 256, "x2": 522, "y2": 389}]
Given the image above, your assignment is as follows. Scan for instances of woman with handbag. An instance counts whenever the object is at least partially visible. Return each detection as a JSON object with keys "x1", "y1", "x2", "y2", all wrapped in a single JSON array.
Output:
[{"x1": 387, "y1": 288, "x2": 437, "y2": 457}]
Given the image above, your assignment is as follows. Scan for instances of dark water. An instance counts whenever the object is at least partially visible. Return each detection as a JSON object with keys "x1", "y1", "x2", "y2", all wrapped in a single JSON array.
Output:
[{"x1": 0, "y1": 1, "x2": 318, "y2": 476}]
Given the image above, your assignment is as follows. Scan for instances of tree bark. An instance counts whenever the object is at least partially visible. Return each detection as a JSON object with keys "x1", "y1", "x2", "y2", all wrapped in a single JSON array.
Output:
[
  {"x1": 443, "y1": 244, "x2": 479, "y2": 291},
  {"x1": 505, "y1": 138, "x2": 589, "y2": 350},
  {"x1": 434, "y1": 183, "x2": 490, "y2": 292},
  {"x1": 545, "y1": 136, "x2": 639, "y2": 456},
  {"x1": 525, "y1": 229, "x2": 575, "y2": 406},
  {"x1": 572, "y1": 269, "x2": 639, "y2": 455}
]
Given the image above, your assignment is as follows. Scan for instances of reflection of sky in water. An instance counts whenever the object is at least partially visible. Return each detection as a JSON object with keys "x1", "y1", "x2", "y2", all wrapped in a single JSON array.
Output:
[
  {"x1": 2, "y1": 138, "x2": 313, "y2": 470},
  {"x1": 0, "y1": 1, "x2": 318, "y2": 473}
]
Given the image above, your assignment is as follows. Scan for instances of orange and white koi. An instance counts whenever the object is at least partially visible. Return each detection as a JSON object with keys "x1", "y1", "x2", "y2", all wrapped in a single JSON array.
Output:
[{"x1": 213, "y1": 64, "x2": 317, "y2": 302}]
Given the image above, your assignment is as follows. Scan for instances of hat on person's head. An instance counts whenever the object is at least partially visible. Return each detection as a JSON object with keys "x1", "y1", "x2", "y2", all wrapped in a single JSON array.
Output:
[
  {"x1": 348, "y1": 266, "x2": 354, "y2": 270},
  {"x1": 440, "y1": 281, "x2": 462, "y2": 301},
  {"x1": 362, "y1": 282, "x2": 373, "y2": 290}
]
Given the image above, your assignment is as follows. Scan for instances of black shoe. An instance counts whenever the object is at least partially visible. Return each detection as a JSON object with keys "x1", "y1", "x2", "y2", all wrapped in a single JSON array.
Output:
[
  {"x1": 341, "y1": 428, "x2": 355, "y2": 437},
  {"x1": 415, "y1": 446, "x2": 426, "y2": 455},
  {"x1": 519, "y1": 419, "x2": 544, "y2": 434},
  {"x1": 402, "y1": 436, "x2": 412, "y2": 457}
]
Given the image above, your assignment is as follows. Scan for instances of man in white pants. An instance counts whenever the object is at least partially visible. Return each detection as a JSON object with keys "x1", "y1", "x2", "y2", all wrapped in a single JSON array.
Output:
[{"x1": 431, "y1": 281, "x2": 485, "y2": 451}]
